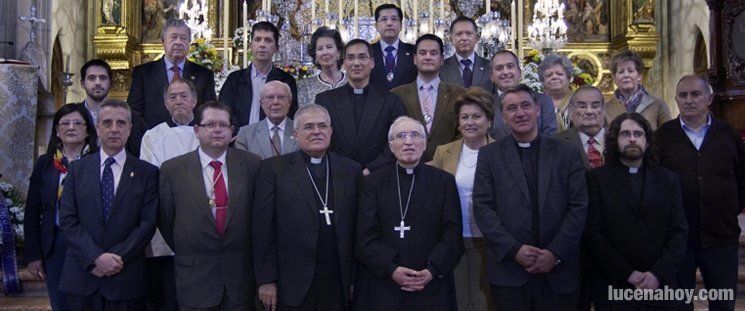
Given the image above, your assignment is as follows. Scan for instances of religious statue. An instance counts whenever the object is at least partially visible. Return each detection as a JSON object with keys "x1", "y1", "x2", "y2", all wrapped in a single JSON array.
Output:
[
  {"x1": 102, "y1": 0, "x2": 122, "y2": 25},
  {"x1": 142, "y1": 0, "x2": 179, "y2": 41},
  {"x1": 633, "y1": 0, "x2": 655, "y2": 23}
]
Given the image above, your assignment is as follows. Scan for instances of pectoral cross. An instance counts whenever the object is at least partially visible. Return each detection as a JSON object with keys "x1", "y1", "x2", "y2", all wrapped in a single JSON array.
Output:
[
  {"x1": 394, "y1": 220, "x2": 411, "y2": 239},
  {"x1": 319, "y1": 205, "x2": 334, "y2": 226}
]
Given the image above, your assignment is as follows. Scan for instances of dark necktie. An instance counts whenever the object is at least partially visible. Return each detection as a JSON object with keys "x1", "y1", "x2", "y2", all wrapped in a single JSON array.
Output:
[
  {"x1": 101, "y1": 157, "x2": 116, "y2": 222},
  {"x1": 385, "y1": 46, "x2": 396, "y2": 75},
  {"x1": 171, "y1": 65, "x2": 181, "y2": 81},
  {"x1": 271, "y1": 126, "x2": 281, "y2": 156},
  {"x1": 461, "y1": 59, "x2": 473, "y2": 88},
  {"x1": 587, "y1": 137, "x2": 603, "y2": 168},
  {"x1": 210, "y1": 161, "x2": 228, "y2": 236}
]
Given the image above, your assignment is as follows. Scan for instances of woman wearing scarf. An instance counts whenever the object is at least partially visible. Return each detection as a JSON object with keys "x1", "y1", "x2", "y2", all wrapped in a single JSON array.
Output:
[
  {"x1": 604, "y1": 50, "x2": 671, "y2": 130},
  {"x1": 24, "y1": 103, "x2": 98, "y2": 311}
]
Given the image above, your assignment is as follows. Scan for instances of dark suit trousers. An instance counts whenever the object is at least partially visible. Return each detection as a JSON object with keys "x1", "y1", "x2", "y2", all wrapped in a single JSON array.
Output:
[
  {"x1": 179, "y1": 289, "x2": 248, "y2": 311},
  {"x1": 677, "y1": 244, "x2": 738, "y2": 311},
  {"x1": 145, "y1": 256, "x2": 177, "y2": 311},
  {"x1": 45, "y1": 226, "x2": 70, "y2": 311},
  {"x1": 490, "y1": 275, "x2": 578, "y2": 311},
  {"x1": 66, "y1": 291, "x2": 146, "y2": 311},
  {"x1": 279, "y1": 273, "x2": 344, "y2": 311}
]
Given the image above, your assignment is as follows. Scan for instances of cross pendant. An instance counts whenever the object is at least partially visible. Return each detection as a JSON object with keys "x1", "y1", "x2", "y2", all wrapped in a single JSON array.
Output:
[
  {"x1": 319, "y1": 205, "x2": 334, "y2": 226},
  {"x1": 394, "y1": 220, "x2": 411, "y2": 239}
]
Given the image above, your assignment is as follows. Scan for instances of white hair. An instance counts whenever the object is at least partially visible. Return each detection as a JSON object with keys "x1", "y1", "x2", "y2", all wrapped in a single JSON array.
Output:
[{"x1": 387, "y1": 116, "x2": 427, "y2": 141}]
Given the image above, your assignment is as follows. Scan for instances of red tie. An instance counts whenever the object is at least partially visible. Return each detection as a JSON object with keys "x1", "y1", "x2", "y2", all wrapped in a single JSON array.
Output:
[
  {"x1": 171, "y1": 66, "x2": 181, "y2": 81},
  {"x1": 587, "y1": 137, "x2": 603, "y2": 168},
  {"x1": 210, "y1": 161, "x2": 228, "y2": 235}
]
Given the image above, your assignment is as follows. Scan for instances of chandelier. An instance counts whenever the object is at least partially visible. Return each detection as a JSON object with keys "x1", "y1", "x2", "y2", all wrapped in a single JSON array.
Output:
[
  {"x1": 477, "y1": 10, "x2": 512, "y2": 59},
  {"x1": 527, "y1": 0, "x2": 568, "y2": 53}
]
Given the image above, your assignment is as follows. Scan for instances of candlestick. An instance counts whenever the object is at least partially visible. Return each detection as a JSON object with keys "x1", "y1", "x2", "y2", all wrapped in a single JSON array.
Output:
[
  {"x1": 243, "y1": 0, "x2": 248, "y2": 68},
  {"x1": 413, "y1": 0, "x2": 418, "y2": 24},
  {"x1": 325, "y1": 0, "x2": 329, "y2": 23},
  {"x1": 439, "y1": 0, "x2": 444, "y2": 20},
  {"x1": 428, "y1": 0, "x2": 433, "y2": 30},
  {"x1": 223, "y1": 0, "x2": 229, "y2": 66},
  {"x1": 312, "y1": 0, "x2": 316, "y2": 25},
  {"x1": 354, "y1": 0, "x2": 358, "y2": 37},
  {"x1": 485, "y1": 0, "x2": 490, "y2": 13},
  {"x1": 338, "y1": 0, "x2": 343, "y2": 23},
  {"x1": 511, "y1": 0, "x2": 516, "y2": 49},
  {"x1": 65, "y1": 55, "x2": 70, "y2": 72},
  {"x1": 400, "y1": 0, "x2": 405, "y2": 18}
]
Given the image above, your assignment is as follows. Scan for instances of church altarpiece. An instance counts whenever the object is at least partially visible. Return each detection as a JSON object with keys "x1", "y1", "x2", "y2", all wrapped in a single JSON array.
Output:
[{"x1": 90, "y1": 0, "x2": 661, "y2": 99}]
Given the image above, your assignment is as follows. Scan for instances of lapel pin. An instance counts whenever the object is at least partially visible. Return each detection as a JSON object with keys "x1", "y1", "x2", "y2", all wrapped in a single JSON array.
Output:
[
  {"x1": 190, "y1": 75, "x2": 195, "y2": 80},
  {"x1": 480, "y1": 67, "x2": 484, "y2": 71},
  {"x1": 130, "y1": 172, "x2": 134, "y2": 177}
]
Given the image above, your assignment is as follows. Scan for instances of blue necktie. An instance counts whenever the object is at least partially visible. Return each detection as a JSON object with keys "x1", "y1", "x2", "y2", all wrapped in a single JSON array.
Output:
[
  {"x1": 384, "y1": 45, "x2": 396, "y2": 75},
  {"x1": 461, "y1": 59, "x2": 473, "y2": 88},
  {"x1": 101, "y1": 157, "x2": 115, "y2": 222}
]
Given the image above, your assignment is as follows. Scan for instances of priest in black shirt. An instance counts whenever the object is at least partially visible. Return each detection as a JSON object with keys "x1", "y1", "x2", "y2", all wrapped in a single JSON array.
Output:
[
  {"x1": 253, "y1": 104, "x2": 363, "y2": 310},
  {"x1": 354, "y1": 116, "x2": 464, "y2": 311}
]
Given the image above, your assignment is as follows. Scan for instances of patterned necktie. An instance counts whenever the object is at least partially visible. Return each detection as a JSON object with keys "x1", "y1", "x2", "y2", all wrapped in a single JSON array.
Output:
[
  {"x1": 171, "y1": 65, "x2": 181, "y2": 81},
  {"x1": 461, "y1": 59, "x2": 473, "y2": 88},
  {"x1": 271, "y1": 125, "x2": 282, "y2": 156},
  {"x1": 210, "y1": 161, "x2": 229, "y2": 236},
  {"x1": 101, "y1": 157, "x2": 116, "y2": 222},
  {"x1": 587, "y1": 137, "x2": 603, "y2": 168},
  {"x1": 384, "y1": 45, "x2": 396, "y2": 75},
  {"x1": 420, "y1": 83, "x2": 434, "y2": 132}
]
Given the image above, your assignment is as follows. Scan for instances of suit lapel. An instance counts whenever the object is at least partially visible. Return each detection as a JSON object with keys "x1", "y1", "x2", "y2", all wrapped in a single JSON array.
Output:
[
  {"x1": 403, "y1": 84, "x2": 425, "y2": 122},
  {"x1": 431, "y1": 83, "x2": 453, "y2": 134},
  {"x1": 393, "y1": 44, "x2": 410, "y2": 85},
  {"x1": 501, "y1": 139, "x2": 530, "y2": 202},
  {"x1": 473, "y1": 57, "x2": 489, "y2": 89},
  {"x1": 255, "y1": 120, "x2": 272, "y2": 157},
  {"x1": 638, "y1": 167, "x2": 658, "y2": 216},
  {"x1": 356, "y1": 87, "x2": 384, "y2": 142},
  {"x1": 332, "y1": 88, "x2": 358, "y2": 143},
  {"x1": 288, "y1": 152, "x2": 322, "y2": 225},
  {"x1": 330, "y1": 154, "x2": 346, "y2": 227},
  {"x1": 110, "y1": 154, "x2": 137, "y2": 220},
  {"x1": 224, "y1": 150, "x2": 245, "y2": 229},
  {"x1": 443, "y1": 139, "x2": 463, "y2": 174},
  {"x1": 184, "y1": 151, "x2": 216, "y2": 226},
  {"x1": 609, "y1": 164, "x2": 637, "y2": 212},
  {"x1": 283, "y1": 121, "x2": 297, "y2": 153},
  {"x1": 153, "y1": 58, "x2": 169, "y2": 100},
  {"x1": 85, "y1": 154, "x2": 105, "y2": 228},
  {"x1": 537, "y1": 138, "x2": 554, "y2": 210}
]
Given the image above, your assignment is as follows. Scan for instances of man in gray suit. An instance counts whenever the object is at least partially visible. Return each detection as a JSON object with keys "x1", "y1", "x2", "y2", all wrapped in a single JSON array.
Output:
[
  {"x1": 473, "y1": 84, "x2": 588, "y2": 310},
  {"x1": 554, "y1": 85, "x2": 606, "y2": 169},
  {"x1": 159, "y1": 101, "x2": 262, "y2": 310},
  {"x1": 489, "y1": 50, "x2": 557, "y2": 140},
  {"x1": 235, "y1": 80, "x2": 299, "y2": 159},
  {"x1": 439, "y1": 16, "x2": 494, "y2": 93}
]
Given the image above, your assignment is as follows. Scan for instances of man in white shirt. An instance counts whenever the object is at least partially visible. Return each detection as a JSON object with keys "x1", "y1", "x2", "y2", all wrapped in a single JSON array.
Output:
[
  {"x1": 139, "y1": 78, "x2": 201, "y2": 311},
  {"x1": 440, "y1": 16, "x2": 494, "y2": 93},
  {"x1": 235, "y1": 80, "x2": 299, "y2": 159}
]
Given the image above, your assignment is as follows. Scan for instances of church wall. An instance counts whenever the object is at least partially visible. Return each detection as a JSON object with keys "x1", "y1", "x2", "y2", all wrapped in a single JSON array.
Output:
[
  {"x1": 50, "y1": 0, "x2": 89, "y2": 104},
  {"x1": 0, "y1": 0, "x2": 17, "y2": 58}
]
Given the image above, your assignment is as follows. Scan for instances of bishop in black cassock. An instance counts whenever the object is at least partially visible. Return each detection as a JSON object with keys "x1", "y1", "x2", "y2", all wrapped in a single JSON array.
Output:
[{"x1": 354, "y1": 116, "x2": 463, "y2": 311}]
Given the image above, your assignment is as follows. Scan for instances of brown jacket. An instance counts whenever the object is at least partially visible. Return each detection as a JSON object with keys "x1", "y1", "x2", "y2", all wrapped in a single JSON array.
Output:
[{"x1": 604, "y1": 92, "x2": 671, "y2": 130}]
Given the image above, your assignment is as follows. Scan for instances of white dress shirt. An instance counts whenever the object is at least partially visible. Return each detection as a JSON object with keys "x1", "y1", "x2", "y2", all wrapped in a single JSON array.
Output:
[
  {"x1": 198, "y1": 148, "x2": 228, "y2": 218},
  {"x1": 579, "y1": 128, "x2": 605, "y2": 154},
  {"x1": 164, "y1": 57, "x2": 185, "y2": 83},
  {"x1": 249, "y1": 64, "x2": 270, "y2": 125}
]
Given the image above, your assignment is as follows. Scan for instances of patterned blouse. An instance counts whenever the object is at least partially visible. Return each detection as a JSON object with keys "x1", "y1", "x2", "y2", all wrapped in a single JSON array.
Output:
[{"x1": 297, "y1": 73, "x2": 348, "y2": 107}]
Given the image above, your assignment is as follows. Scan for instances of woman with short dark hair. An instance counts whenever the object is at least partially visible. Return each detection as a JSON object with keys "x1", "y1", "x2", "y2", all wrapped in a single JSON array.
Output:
[{"x1": 297, "y1": 27, "x2": 347, "y2": 107}]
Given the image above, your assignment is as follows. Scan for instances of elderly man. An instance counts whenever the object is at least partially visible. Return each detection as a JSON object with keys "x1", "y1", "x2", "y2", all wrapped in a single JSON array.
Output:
[
  {"x1": 370, "y1": 4, "x2": 417, "y2": 90},
  {"x1": 473, "y1": 85, "x2": 587, "y2": 310},
  {"x1": 253, "y1": 104, "x2": 362, "y2": 311},
  {"x1": 235, "y1": 80, "x2": 299, "y2": 159},
  {"x1": 555, "y1": 85, "x2": 606, "y2": 169},
  {"x1": 159, "y1": 101, "x2": 262, "y2": 310},
  {"x1": 440, "y1": 16, "x2": 494, "y2": 93},
  {"x1": 657, "y1": 75, "x2": 745, "y2": 311},
  {"x1": 128, "y1": 19, "x2": 216, "y2": 129},
  {"x1": 488, "y1": 50, "x2": 557, "y2": 140},
  {"x1": 354, "y1": 116, "x2": 463, "y2": 311},
  {"x1": 392, "y1": 34, "x2": 464, "y2": 161},
  {"x1": 139, "y1": 78, "x2": 201, "y2": 311}
]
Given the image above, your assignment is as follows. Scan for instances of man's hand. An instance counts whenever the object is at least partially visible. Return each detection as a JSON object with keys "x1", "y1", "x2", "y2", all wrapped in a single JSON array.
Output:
[
  {"x1": 94, "y1": 253, "x2": 123, "y2": 276},
  {"x1": 391, "y1": 266, "x2": 427, "y2": 291},
  {"x1": 636, "y1": 272, "x2": 660, "y2": 290},
  {"x1": 258, "y1": 283, "x2": 277, "y2": 311},
  {"x1": 627, "y1": 270, "x2": 644, "y2": 287},
  {"x1": 514, "y1": 245, "x2": 541, "y2": 268},
  {"x1": 27, "y1": 260, "x2": 45, "y2": 280},
  {"x1": 90, "y1": 266, "x2": 106, "y2": 278},
  {"x1": 401, "y1": 269, "x2": 433, "y2": 292},
  {"x1": 526, "y1": 249, "x2": 556, "y2": 274}
]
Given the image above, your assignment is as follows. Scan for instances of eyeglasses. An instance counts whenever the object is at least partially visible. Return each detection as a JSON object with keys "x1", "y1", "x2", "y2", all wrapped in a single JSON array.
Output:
[
  {"x1": 300, "y1": 123, "x2": 330, "y2": 132},
  {"x1": 377, "y1": 16, "x2": 401, "y2": 23},
  {"x1": 58, "y1": 120, "x2": 86, "y2": 128},
  {"x1": 619, "y1": 130, "x2": 645, "y2": 138},
  {"x1": 198, "y1": 122, "x2": 232, "y2": 129},
  {"x1": 261, "y1": 94, "x2": 289, "y2": 102},
  {"x1": 392, "y1": 131, "x2": 425, "y2": 142},
  {"x1": 345, "y1": 54, "x2": 371, "y2": 62}
]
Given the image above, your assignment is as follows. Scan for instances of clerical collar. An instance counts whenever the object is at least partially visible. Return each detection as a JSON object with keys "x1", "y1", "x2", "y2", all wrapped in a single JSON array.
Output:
[
  {"x1": 516, "y1": 135, "x2": 541, "y2": 149},
  {"x1": 302, "y1": 151, "x2": 326, "y2": 165},
  {"x1": 628, "y1": 166, "x2": 640, "y2": 174},
  {"x1": 396, "y1": 162, "x2": 420, "y2": 175},
  {"x1": 517, "y1": 142, "x2": 531, "y2": 148},
  {"x1": 348, "y1": 84, "x2": 367, "y2": 95},
  {"x1": 168, "y1": 117, "x2": 195, "y2": 127}
]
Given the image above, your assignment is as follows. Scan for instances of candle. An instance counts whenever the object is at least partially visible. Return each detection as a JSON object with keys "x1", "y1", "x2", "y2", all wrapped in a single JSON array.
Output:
[
  {"x1": 511, "y1": 0, "x2": 516, "y2": 48},
  {"x1": 413, "y1": 0, "x2": 418, "y2": 23},
  {"x1": 428, "y1": 0, "x2": 433, "y2": 29},
  {"x1": 354, "y1": 0, "x2": 359, "y2": 37},
  {"x1": 325, "y1": 0, "x2": 329, "y2": 23},
  {"x1": 65, "y1": 55, "x2": 70, "y2": 72},
  {"x1": 485, "y1": 0, "x2": 489, "y2": 13},
  {"x1": 312, "y1": 0, "x2": 316, "y2": 25},
  {"x1": 339, "y1": 0, "x2": 343, "y2": 22},
  {"x1": 439, "y1": 0, "x2": 444, "y2": 20},
  {"x1": 223, "y1": 0, "x2": 229, "y2": 66},
  {"x1": 400, "y1": 0, "x2": 405, "y2": 18},
  {"x1": 243, "y1": 0, "x2": 248, "y2": 68}
]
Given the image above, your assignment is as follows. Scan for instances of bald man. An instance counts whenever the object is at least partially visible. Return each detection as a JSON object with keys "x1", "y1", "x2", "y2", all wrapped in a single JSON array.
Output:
[{"x1": 235, "y1": 80, "x2": 299, "y2": 159}]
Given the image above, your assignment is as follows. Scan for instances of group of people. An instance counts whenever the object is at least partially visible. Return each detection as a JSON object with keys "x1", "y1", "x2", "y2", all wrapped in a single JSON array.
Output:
[{"x1": 22, "y1": 3, "x2": 744, "y2": 311}]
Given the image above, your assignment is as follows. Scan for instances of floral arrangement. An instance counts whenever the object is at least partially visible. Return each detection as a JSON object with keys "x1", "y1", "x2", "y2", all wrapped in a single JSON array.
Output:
[
  {"x1": 277, "y1": 63, "x2": 315, "y2": 80},
  {"x1": 520, "y1": 49, "x2": 595, "y2": 93},
  {"x1": 0, "y1": 182, "x2": 25, "y2": 250},
  {"x1": 188, "y1": 38, "x2": 224, "y2": 72}
]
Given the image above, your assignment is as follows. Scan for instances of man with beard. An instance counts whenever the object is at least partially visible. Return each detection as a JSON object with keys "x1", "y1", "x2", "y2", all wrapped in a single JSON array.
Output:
[
  {"x1": 584, "y1": 112, "x2": 688, "y2": 309},
  {"x1": 488, "y1": 50, "x2": 557, "y2": 140},
  {"x1": 657, "y1": 75, "x2": 745, "y2": 311},
  {"x1": 316, "y1": 39, "x2": 406, "y2": 175},
  {"x1": 473, "y1": 84, "x2": 587, "y2": 310},
  {"x1": 253, "y1": 104, "x2": 362, "y2": 310},
  {"x1": 128, "y1": 19, "x2": 217, "y2": 129},
  {"x1": 439, "y1": 17, "x2": 494, "y2": 93},
  {"x1": 555, "y1": 85, "x2": 606, "y2": 169},
  {"x1": 370, "y1": 4, "x2": 417, "y2": 90},
  {"x1": 392, "y1": 34, "x2": 464, "y2": 161},
  {"x1": 354, "y1": 116, "x2": 463, "y2": 311}
]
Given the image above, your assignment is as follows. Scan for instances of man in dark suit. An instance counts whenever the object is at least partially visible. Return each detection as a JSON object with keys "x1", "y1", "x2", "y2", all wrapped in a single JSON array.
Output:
[
  {"x1": 253, "y1": 104, "x2": 362, "y2": 311},
  {"x1": 58, "y1": 99, "x2": 159, "y2": 310},
  {"x1": 440, "y1": 16, "x2": 494, "y2": 93},
  {"x1": 488, "y1": 50, "x2": 557, "y2": 140},
  {"x1": 220, "y1": 21, "x2": 298, "y2": 128},
  {"x1": 555, "y1": 85, "x2": 606, "y2": 169},
  {"x1": 392, "y1": 34, "x2": 464, "y2": 162},
  {"x1": 585, "y1": 112, "x2": 688, "y2": 309},
  {"x1": 370, "y1": 4, "x2": 417, "y2": 90},
  {"x1": 128, "y1": 19, "x2": 217, "y2": 129},
  {"x1": 159, "y1": 101, "x2": 262, "y2": 311},
  {"x1": 473, "y1": 85, "x2": 588, "y2": 310},
  {"x1": 316, "y1": 39, "x2": 406, "y2": 175},
  {"x1": 657, "y1": 75, "x2": 745, "y2": 311}
]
